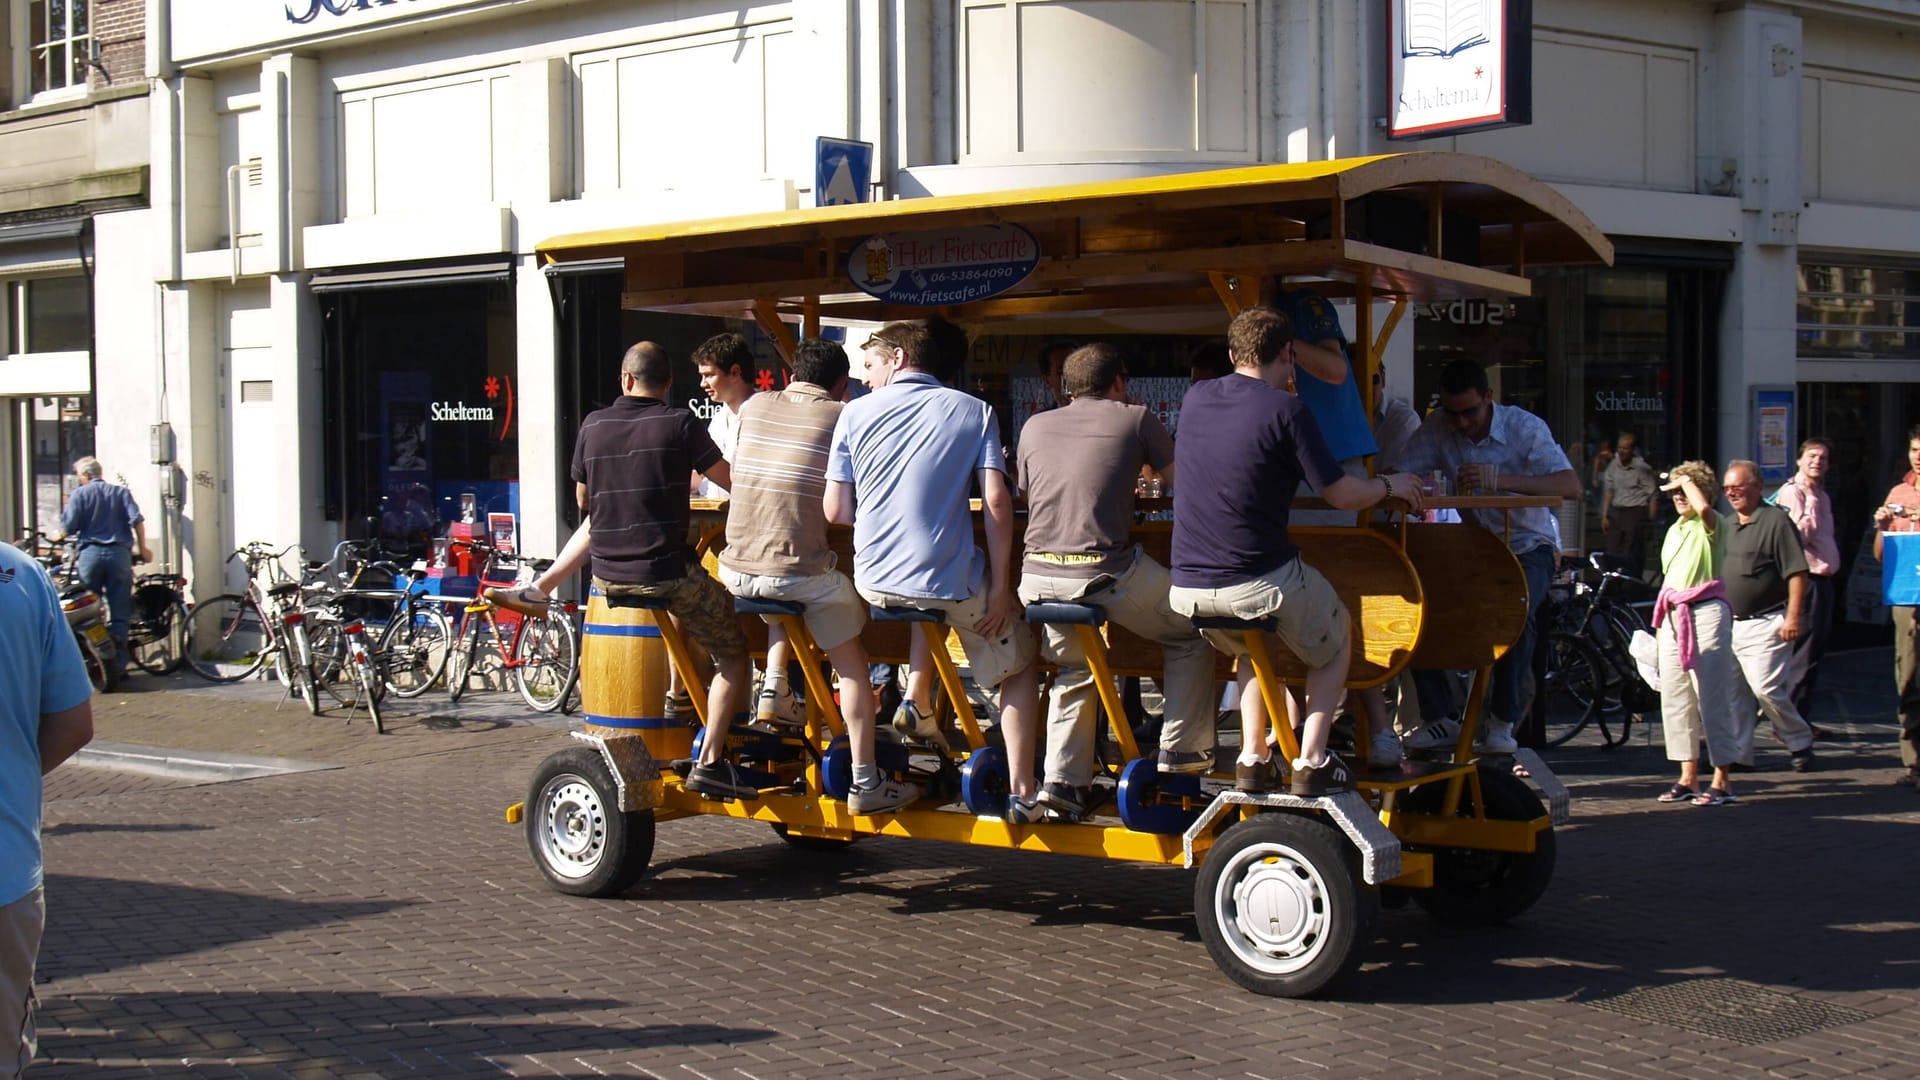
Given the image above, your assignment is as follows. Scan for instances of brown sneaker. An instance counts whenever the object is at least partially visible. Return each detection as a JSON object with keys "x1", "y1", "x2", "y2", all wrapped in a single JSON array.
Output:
[
  {"x1": 486, "y1": 585, "x2": 551, "y2": 619},
  {"x1": 1235, "y1": 756, "x2": 1284, "y2": 793},
  {"x1": 1290, "y1": 751, "x2": 1353, "y2": 797}
]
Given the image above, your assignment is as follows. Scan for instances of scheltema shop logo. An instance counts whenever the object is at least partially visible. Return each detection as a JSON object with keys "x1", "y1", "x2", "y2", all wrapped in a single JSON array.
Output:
[
  {"x1": 286, "y1": 0, "x2": 423, "y2": 26},
  {"x1": 431, "y1": 375, "x2": 514, "y2": 440}
]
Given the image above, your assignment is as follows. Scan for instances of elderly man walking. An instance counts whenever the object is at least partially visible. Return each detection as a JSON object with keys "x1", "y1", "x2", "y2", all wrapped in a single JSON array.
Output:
[{"x1": 1721, "y1": 460, "x2": 1819, "y2": 772}]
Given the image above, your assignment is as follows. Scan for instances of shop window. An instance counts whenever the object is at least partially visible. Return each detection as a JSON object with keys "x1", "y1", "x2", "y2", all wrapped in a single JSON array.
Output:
[
  {"x1": 1796, "y1": 260, "x2": 1920, "y2": 360},
  {"x1": 27, "y1": 0, "x2": 92, "y2": 98},
  {"x1": 5, "y1": 275, "x2": 89, "y2": 355}
]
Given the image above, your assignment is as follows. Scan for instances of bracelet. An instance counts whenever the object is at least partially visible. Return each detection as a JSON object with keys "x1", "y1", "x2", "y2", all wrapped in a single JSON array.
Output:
[{"x1": 1381, "y1": 474, "x2": 1396, "y2": 501}]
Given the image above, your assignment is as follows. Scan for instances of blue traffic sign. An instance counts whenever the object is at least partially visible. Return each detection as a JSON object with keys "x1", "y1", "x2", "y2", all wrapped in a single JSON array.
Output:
[{"x1": 815, "y1": 137, "x2": 873, "y2": 207}]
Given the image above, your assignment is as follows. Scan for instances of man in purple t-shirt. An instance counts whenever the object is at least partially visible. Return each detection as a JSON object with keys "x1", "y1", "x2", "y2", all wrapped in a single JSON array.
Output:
[{"x1": 1168, "y1": 306, "x2": 1424, "y2": 796}]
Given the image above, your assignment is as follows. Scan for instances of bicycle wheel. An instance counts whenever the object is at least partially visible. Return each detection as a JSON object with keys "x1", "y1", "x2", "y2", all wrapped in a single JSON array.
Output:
[
  {"x1": 379, "y1": 606, "x2": 451, "y2": 698},
  {"x1": 1541, "y1": 632, "x2": 1609, "y2": 748},
  {"x1": 514, "y1": 613, "x2": 578, "y2": 713},
  {"x1": 289, "y1": 622, "x2": 322, "y2": 715},
  {"x1": 359, "y1": 648, "x2": 385, "y2": 733},
  {"x1": 308, "y1": 618, "x2": 354, "y2": 707},
  {"x1": 185, "y1": 594, "x2": 270, "y2": 682},
  {"x1": 337, "y1": 629, "x2": 387, "y2": 725},
  {"x1": 447, "y1": 615, "x2": 481, "y2": 703},
  {"x1": 130, "y1": 599, "x2": 192, "y2": 675}
]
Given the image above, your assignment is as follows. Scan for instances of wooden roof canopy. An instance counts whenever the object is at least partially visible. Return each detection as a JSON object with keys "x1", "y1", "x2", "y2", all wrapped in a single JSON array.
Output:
[{"x1": 535, "y1": 152, "x2": 1615, "y2": 329}]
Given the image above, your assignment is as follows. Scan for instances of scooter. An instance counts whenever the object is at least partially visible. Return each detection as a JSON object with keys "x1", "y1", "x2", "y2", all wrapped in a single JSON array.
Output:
[{"x1": 59, "y1": 578, "x2": 118, "y2": 692}]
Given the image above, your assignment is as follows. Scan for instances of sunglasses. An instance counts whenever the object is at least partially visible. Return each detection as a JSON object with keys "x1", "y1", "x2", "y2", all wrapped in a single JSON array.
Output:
[{"x1": 862, "y1": 336, "x2": 900, "y2": 352}]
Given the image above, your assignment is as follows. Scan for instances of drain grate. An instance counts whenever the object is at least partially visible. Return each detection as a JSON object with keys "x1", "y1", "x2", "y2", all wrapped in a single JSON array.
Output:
[{"x1": 1584, "y1": 977, "x2": 1874, "y2": 1045}]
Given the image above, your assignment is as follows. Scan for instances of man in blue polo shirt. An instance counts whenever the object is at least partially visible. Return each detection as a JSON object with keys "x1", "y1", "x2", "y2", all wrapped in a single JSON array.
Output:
[
  {"x1": 58, "y1": 456, "x2": 151, "y2": 680},
  {"x1": 1, "y1": 540, "x2": 96, "y2": 1077},
  {"x1": 1169, "y1": 306, "x2": 1423, "y2": 796},
  {"x1": 825, "y1": 317, "x2": 1044, "y2": 823}
]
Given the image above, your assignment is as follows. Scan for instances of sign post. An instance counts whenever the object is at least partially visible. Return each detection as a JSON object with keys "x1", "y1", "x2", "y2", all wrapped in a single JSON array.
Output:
[{"x1": 815, "y1": 137, "x2": 874, "y2": 207}]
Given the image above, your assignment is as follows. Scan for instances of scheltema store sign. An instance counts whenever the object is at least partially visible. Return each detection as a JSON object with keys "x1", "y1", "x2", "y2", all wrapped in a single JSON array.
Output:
[
  {"x1": 173, "y1": 0, "x2": 502, "y2": 63},
  {"x1": 1387, "y1": 0, "x2": 1533, "y2": 139}
]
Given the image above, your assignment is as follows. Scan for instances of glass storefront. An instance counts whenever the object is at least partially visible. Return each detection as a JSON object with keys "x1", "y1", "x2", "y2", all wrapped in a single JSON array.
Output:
[
  {"x1": 1411, "y1": 258, "x2": 1726, "y2": 556},
  {"x1": 321, "y1": 280, "x2": 518, "y2": 553}
]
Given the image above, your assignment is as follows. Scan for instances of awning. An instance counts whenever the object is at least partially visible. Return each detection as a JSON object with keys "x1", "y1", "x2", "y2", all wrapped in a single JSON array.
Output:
[
  {"x1": 533, "y1": 152, "x2": 1616, "y2": 326},
  {"x1": 0, "y1": 217, "x2": 87, "y2": 247},
  {"x1": 309, "y1": 259, "x2": 512, "y2": 293}
]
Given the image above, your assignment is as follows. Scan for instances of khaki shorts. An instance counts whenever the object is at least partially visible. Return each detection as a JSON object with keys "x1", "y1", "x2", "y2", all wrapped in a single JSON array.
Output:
[
  {"x1": 719, "y1": 566, "x2": 867, "y2": 652},
  {"x1": 0, "y1": 888, "x2": 43, "y2": 1080},
  {"x1": 1169, "y1": 556, "x2": 1349, "y2": 670},
  {"x1": 594, "y1": 570, "x2": 747, "y2": 660},
  {"x1": 857, "y1": 583, "x2": 1038, "y2": 690}
]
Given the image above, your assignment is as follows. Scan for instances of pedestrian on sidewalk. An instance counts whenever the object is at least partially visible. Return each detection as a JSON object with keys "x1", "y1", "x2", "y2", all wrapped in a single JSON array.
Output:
[
  {"x1": 1651, "y1": 461, "x2": 1741, "y2": 806},
  {"x1": 57, "y1": 456, "x2": 152, "y2": 681},
  {"x1": 1774, "y1": 437, "x2": 1839, "y2": 737},
  {"x1": 1720, "y1": 460, "x2": 1819, "y2": 773},
  {"x1": 1, "y1": 540, "x2": 96, "y2": 1078},
  {"x1": 1870, "y1": 425, "x2": 1920, "y2": 793}
]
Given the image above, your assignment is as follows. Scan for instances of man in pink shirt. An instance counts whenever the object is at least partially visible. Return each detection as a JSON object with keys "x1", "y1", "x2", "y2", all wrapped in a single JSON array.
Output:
[{"x1": 1775, "y1": 438, "x2": 1838, "y2": 732}]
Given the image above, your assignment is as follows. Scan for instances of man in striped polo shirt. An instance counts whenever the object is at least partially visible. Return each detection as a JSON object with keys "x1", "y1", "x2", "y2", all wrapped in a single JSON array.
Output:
[{"x1": 718, "y1": 339, "x2": 919, "y2": 815}]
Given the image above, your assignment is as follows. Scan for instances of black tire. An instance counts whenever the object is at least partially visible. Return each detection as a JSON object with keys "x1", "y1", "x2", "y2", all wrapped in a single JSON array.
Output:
[
  {"x1": 447, "y1": 617, "x2": 479, "y2": 703},
  {"x1": 1194, "y1": 813, "x2": 1373, "y2": 999},
  {"x1": 771, "y1": 824, "x2": 862, "y2": 850},
  {"x1": 308, "y1": 619, "x2": 351, "y2": 707},
  {"x1": 289, "y1": 623, "x2": 321, "y2": 715},
  {"x1": 1404, "y1": 763, "x2": 1557, "y2": 926},
  {"x1": 185, "y1": 594, "x2": 270, "y2": 683},
  {"x1": 379, "y1": 607, "x2": 451, "y2": 698},
  {"x1": 526, "y1": 748, "x2": 655, "y2": 897},
  {"x1": 78, "y1": 633, "x2": 113, "y2": 692},
  {"x1": 514, "y1": 614, "x2": 578, "y2": 713},
  {"x1": 1541, "y1": 632, "x2": 1608, "y2": 748},
  {"x1": 130, "y1": 599, "x2": 192, "y2": 675}
]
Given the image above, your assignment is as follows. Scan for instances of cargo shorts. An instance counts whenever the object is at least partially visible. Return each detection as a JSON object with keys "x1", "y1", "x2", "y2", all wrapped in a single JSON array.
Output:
[
  {"x1": 1169, "y1": 555, "x2": 1349, "y2": 670},
  {"x1": 593, "y1": 569, "x2": 748, "y2": 661}
]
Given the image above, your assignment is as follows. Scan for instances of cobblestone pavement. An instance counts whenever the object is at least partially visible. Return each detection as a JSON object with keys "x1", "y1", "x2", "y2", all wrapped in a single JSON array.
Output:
[{"x1": 29, "y1": 650, "x2": 1920, "y2": 1078}]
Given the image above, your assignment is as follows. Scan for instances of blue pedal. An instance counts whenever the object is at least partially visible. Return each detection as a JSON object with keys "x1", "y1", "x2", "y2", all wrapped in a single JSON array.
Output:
[
  {"x1": 1116, "y1": 757, "x2": 1204, "y2": 835},
  {"x1": 959, "y1": 745, "x2": 1009, "y2": 818},
  {"x1": 823, "y1": 737, "x2": 914, "y2": 801}
]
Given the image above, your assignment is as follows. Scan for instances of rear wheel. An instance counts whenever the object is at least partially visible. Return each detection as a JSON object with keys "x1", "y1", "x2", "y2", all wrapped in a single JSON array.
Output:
[
  {"x1": 514, "y1": 614, "x2": 578, "y2": 713},
  {"x1": 184, "y1": 595, "x2": 269, "y2": 683},
  {"x1": 288, "y1": 622, "x2": 321, "y2": 715},
  {"x1": 447, "y1": 618, "x2": 480, "y2": 703},
  {"x1": 526, "y1": 748, "x2": 655, "y2": 896},
  {"x1": 379, "y1": 608, "x2": 451, "y2": 698},
  {"x1": 130, "y1": 599, "x2": 192, "y2": 675},
  {"x1": 1194, "y1": 813, "x2": 1374, "y2": 999},
  {"x1": 1541, "y1": 633, "x2": 1608, "y2": 748},
  {"x1": 78, "y1": 633, "x2": 113, "y2": 692}
]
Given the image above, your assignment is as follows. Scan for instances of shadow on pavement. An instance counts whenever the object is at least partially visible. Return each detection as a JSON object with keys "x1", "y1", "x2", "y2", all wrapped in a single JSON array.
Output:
[
  {"x1": 41, "y1": 822, "x2": 214, "y2": 838},
  {"x1": 33, "y1": 990, "x2": 773, "y2": 1078},
  {"x1": 41, "y1": 874, "x2": 418, "y2": 980}
]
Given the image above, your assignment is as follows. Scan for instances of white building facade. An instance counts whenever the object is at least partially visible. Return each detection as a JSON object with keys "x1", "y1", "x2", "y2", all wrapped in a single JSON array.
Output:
[{"x1": 109, "y1": 0, "x2": 1919, "y2": 595}]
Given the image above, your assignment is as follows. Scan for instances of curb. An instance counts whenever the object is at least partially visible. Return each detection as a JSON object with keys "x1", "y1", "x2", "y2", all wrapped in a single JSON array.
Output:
[{"x1": 71, "y1": 740, "x2": 339, "y2": 782}]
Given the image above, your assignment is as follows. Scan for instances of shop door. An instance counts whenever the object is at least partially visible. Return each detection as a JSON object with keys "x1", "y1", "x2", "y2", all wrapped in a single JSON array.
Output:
[{"x1": 222, "y1": 287, "x2": 275, "y2": 590}]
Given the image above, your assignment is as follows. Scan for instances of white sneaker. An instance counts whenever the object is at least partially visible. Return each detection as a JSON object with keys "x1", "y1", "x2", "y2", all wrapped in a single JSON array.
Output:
[
  {"x1": 847, "y1": 777, "x2": 921, "y2": 814},
  {"x1": 893, "y1": 701, "x2": 948, "y2": 750},
  {"x1": 1368, "y1": 725, "x2": 1405, "y2": 768},
  {"x1": 755, "y1": 685, "x2": 804, "y2": 729},
  {"x1": 1402, "y1": 717, "x2": 1462, "y2": 751},
  {"x1": 1475, "y1": 722, "x2": 1519, "y2": 754}
]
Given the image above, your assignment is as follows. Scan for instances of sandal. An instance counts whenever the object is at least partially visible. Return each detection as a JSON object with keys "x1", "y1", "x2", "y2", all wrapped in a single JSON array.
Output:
[
  {"x1": 1691, "y1": 787, "x2": 1738, "y2": 806},
  {"x1": 485, "y1": 585, "x2": 552, "y2": 619},
  {"x1": 1656, "y1": 784, "x2": 1696, "y2": 803}
]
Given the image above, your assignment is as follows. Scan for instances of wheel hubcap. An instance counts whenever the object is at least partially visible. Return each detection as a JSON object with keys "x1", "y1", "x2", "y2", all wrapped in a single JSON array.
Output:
[
  {"x1": 537, "y1": 775, "x2": 606, "y2": 879},
  {"x1": 1218, "y1": 842, "x2": 1332, "y2": 974}
]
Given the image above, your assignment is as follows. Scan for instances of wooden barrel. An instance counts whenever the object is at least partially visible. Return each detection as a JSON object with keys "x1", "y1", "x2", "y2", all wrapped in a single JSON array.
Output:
[{"x1": 580, "y1": 591, "x2": 687, "y2": 761}]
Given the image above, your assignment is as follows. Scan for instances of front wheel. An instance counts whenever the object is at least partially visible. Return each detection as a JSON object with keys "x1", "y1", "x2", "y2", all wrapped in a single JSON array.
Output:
[
  {"x1": 380, "y1": 608, "x2": 451, "y2": 698},
  {"x1": 526, "y1": 748, "x2": 655, "y2": 896},
  {"x1": 78, "y1": 632, "x2": 113, "y2": 692},
  {"x1": 447, "y1": 617, "x2": 480, "y2": 703},
  {"x1": 289, "y1": 623, "x2": 321, "y2": 715},
  {"x1": 1194, "y1": 813, "x2": 1374, "y2": 999},
  {"x1": 1404, "y1": 763, "x2": 1557, "y2": 926},
  {"x1": 514, "y1": 614, "x2": 578, "y2": 713},
  {"x1": 1541, "y1": 633, "x2": 1609, "y2": 748},
  {"x1": 184, "y1": 595, "x2": 269, "y2": 683}
]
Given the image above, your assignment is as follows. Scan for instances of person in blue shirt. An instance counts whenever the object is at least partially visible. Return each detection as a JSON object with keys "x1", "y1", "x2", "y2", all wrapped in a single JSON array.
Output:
[
  {"x1": 0, "y1": 540, "x2": 95, "y2": 1077},
  {"x1": 57, "y1": 457, "x2": 151, "y2": 680}
]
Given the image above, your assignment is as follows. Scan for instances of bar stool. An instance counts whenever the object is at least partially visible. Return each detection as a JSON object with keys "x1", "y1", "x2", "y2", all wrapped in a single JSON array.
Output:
[
  {"x1": 733, "y1": 596, "x2": 868, "y2": 799},
  {"x1": 1187, "y1": 614, "x2": 1307, "y2": 767},
  {"x1": 871, "y1": 605, "x2": 1000, "y2": 814},
  {"x1": 1021, "y1": 601, "x2": 1142, "y2": 763}
]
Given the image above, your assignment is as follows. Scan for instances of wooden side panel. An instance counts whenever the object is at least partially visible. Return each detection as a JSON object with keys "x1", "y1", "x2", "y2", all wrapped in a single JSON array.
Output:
[{"x1": 1403, "y1": 522, "x2": 1528, "y2": 670}]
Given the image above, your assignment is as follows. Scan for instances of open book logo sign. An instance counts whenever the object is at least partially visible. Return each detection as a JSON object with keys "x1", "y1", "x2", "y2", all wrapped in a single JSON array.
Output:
[{"x1": 1401, "y1": 0, "x2": 1492, "y2": 59}]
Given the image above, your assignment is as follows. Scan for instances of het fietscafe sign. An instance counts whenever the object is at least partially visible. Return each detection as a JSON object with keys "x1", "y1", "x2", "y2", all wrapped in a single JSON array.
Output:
[{"x1": 1386, "y1": 0, "x2": 1533, "y2": 139}]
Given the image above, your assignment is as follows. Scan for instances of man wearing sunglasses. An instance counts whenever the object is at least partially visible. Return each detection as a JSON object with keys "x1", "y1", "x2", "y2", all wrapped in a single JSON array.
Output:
[
  {"x1": 825, "y1": 319, "x2": 1044, "y2": 823},
  {"x1": 1394, "y1": 359, "x2": 1580, "y2": 756}
]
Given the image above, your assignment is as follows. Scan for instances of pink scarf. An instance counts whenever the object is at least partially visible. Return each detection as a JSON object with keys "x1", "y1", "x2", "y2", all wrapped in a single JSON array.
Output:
[{"x1": 1652, "y1": 579, "x2": 1726, "y2": 672}]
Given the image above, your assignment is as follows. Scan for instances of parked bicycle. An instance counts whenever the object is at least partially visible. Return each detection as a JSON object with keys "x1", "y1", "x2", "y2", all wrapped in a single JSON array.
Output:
[
  {"x1": 1538, "y1": 551, "x2": 1659, "y2": 747},
  {"x1": 185, "y1": 542, "x2": 322, "y2": 714},
  {"x1": 442, "y1": 539, "x2": 577, "y2": 712},
  {"x1": 128, "y1": 570, "x2": 194, "y2": 675}
]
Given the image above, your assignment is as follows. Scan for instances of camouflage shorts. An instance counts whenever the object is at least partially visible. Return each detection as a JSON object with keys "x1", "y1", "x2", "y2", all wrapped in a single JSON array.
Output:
[{"x1": 593, "y1": 570, "x2": 747, "y2": 660}]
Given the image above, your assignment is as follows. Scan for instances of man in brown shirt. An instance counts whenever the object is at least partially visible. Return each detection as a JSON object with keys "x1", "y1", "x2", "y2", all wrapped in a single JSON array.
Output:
[
  {"x1": 718, "y1": 340, "x2": 918, "y2": 815},
  {"x1": 1016, "y1": 343, "x2": 1218, "y2": 820}
]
